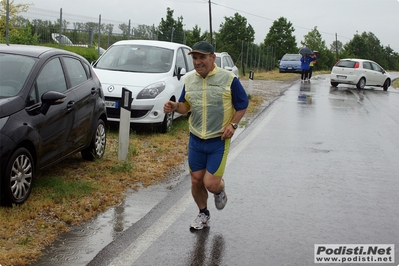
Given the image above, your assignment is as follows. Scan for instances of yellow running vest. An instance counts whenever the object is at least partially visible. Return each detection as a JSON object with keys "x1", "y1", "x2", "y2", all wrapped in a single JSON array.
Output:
[{"x1": 183, "y1": 65, "x2": 236, "y2": 139}]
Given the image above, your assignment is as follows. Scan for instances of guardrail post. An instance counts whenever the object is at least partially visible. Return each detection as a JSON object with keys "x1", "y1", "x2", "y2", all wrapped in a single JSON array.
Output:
[{"x1": 118, "y1": 88, "x2": 132, "y2": 161}]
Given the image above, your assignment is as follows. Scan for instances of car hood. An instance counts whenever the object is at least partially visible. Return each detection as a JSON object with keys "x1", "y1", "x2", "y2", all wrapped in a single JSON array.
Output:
[
  {"x1": 0, "y1": 96, "x2": 25, "y2": 118},
  {"x1": 93, "y1": 68, "x2": 171, "y2": 91}
]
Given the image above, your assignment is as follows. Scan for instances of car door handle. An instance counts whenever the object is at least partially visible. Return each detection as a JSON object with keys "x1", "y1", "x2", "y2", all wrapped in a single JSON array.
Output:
[{"x1": 67, "y1": 101, "x2": 75, "y2": 110}]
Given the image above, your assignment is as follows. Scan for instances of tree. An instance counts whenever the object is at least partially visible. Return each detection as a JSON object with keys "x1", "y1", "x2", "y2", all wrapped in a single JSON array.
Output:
[
  {"x1": 264, "y1": 17, "x2": 296, "y2": 60},
  {"x1": 216, "y1": 12, "x2": 254, "y2": 63},
  {"x1": 132, "y1": 24, "x2": 154, "y2": 40},
  {"x1": 301, "y1": 26, "x2": 335, "y2": 70},
  {"x1": 185, "y1": 25, "x2": 207, "y2": 47},
  {"x1": 0, "y1": 0, "x2": 32, "y2": 36},
  {"x1": 157, "y1": 7, "x2": 184, "y2": 43}
]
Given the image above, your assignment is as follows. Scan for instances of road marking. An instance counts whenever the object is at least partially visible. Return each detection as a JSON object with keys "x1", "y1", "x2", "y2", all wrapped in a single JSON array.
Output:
[{"x1": 108, "y1": 100, "x2": 283, "y2": 265}]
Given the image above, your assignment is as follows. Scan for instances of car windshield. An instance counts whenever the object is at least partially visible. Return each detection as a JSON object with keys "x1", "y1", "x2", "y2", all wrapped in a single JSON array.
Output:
[
  {"x1": 0, "y1": 54, "x2": 35, "y2": 97},
  {"x1": 95, "y1": 45, "x2": 174, "y2": 73},
  {"x1": 282, "y1": 54, "x2": 301, "y2": 61},
  {"x1": 336, "y1": 60, "x2": 357, "y2": 68}
]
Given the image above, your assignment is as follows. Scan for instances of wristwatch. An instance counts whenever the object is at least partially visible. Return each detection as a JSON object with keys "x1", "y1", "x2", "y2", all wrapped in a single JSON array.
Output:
[{"x1": 230, "y1": 122, "x2": 238, "y2": 130}]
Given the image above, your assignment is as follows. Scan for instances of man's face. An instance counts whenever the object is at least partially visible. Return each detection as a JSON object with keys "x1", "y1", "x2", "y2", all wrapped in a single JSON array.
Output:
[{"x1": 191, "y1": 52, "x2": 216, "y2": 78}]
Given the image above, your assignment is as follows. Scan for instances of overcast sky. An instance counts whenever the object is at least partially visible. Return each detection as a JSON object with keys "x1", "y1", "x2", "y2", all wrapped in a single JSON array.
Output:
[{"x1": 17, "y1": 0, "x2": 399, "y2": 52}]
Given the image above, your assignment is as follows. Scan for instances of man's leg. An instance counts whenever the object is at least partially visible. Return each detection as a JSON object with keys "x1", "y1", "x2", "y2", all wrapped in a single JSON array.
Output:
[{"x1": 191, "y1": 169, "x2": 208, "y2": 210}]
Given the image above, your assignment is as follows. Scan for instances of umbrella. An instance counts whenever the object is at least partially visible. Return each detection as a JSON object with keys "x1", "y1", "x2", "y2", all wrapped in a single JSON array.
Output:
[{"x1": 299, "y1": 47, "x2": 313, "y2": 55}]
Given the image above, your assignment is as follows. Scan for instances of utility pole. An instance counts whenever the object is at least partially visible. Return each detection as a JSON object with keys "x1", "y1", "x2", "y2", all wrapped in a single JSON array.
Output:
[{"x1": 208, "y1": 0, "x2": 213, "y2": 45}]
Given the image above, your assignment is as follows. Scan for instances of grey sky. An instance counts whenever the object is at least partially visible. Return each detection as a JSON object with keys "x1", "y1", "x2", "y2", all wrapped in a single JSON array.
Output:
[{"x1": 17, "y1": 0, "x2": 399, "y2": 52}]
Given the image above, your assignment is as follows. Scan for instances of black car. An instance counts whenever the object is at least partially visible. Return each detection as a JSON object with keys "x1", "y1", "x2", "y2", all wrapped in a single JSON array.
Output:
[{"x1": 0, "y1": 44, "x2": 107, "y2": 205}]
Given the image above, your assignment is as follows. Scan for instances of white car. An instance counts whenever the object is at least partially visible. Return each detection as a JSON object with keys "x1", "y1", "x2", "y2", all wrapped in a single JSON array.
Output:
[
  {"x1": 92, "y1": 40, "x2": 194, "y2": 133},
  {"x1": 215, "y1": 52, "x2": 239, "y2": 77},
  {"x1": 330, "y1": 59, "x2": 391, "y2": 90}
]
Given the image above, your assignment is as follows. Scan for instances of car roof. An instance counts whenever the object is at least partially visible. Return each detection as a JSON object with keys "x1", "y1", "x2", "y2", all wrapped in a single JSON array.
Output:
[
  {"x1": 0, "y1": 44, "x2": 85, "y2": 60},
  {"x1": 111, "y1": 40, "x2": 190, "y2": 50}
]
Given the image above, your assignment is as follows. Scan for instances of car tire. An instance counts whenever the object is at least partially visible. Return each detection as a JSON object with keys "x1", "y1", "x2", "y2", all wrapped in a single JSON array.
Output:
[
  {"x1": 331, "y1": 82, "x2": 339, "y2": 87},
  {"x1": 158, "y1": 111, "x2": 174, "y2": 133},
  {"x1": 81, "y1": 119, "x2": 106, "y2": 160},
  {"x1": 383, "y1": 79, "x2": 390, "y2": 91},
  {"x1": 356, "y1": 78, "x2": 366, "y2": 89},
  {"x1": 2, "y1": 147, "x2": 34, "y2": 205}
]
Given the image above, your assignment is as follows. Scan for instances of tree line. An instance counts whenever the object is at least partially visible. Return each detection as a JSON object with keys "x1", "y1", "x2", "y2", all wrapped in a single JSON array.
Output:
[{"x1": 1, "y1": 1, "x2": 398, "y2": 71}]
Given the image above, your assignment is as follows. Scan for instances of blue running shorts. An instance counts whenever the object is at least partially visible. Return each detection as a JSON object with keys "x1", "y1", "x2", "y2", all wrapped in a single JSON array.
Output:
[{"x1": 188, "y1": 133, "x2": 231, "y2": 177}]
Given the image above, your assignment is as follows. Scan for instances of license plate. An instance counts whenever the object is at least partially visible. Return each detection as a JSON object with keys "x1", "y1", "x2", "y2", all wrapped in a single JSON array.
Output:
[
  {"x1": 337, "y1": 75, "x2": 347, "y2": 79},
  {"x1": 105, "y1": 101, "x2": 118, "y2": 108},
  {"x1": 288, "y1": 67, "x2": 293, "y2": 69}
]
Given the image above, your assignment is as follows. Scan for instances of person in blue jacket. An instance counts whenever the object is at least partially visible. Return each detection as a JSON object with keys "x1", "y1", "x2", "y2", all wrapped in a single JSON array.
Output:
[{"x1": 301, "y1": 54, "x2": 317, "y2": 82}]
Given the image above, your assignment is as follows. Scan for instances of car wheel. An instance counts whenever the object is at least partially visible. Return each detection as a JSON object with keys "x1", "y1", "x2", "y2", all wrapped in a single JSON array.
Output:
[
  {"x1": 331, "y1": 82, "x2": 339, "y2": 87},
  {"x1": 159, "y1": 111, "x2": 174, "y2": 133},
  {"x1": 81, "y1": 119, "x2": 106, "y2": 160},
  {"x1": 356, "y1": 78, "x2": 366, "y2": 89},
  {"x1": 383, "y1": 79, "x2": 390, "y2": 91},
  {"x1": 2, "y1": 147, "x2": 34, "y2": 205}
]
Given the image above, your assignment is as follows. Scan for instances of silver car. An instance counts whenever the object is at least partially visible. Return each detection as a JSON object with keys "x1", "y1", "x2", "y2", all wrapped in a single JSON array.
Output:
[{"x1": 215, "y1": 52, "x2": 239, "y2": 77}]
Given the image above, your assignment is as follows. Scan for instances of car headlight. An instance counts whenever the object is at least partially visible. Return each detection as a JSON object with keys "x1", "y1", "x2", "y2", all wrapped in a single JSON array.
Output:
[{"x1": 137, "y1": 82, "x2": 166, "y2": 99}]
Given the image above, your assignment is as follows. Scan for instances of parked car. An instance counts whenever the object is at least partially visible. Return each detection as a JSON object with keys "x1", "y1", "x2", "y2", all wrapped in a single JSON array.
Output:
[
  {"x1": 92, "y1": 40, "x2": 194, "y2": 133},
  {"x1": 330, "y1": 59, "x2": 391, "y2": 90},
  {"x1": 51, "y1": 33, "x2": 106, "y2": 55},
  {"x1": 215, "y1": 52, "x2": 239, "y2": 77},
  {"x1": 0, "y1": 44, "x2": 107, "y2": 205},
  {"x1": 278, "y1": 54, "x2": 302, "y2": 73}
]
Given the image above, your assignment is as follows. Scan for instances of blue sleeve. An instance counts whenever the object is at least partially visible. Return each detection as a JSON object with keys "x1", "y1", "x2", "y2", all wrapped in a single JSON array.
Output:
[
  {"x1": 231, "y1": 77, "x2": 249, "y2": 111},
  {"x1": 178, "y1": 85, "x2": 186, "y2": 102}
]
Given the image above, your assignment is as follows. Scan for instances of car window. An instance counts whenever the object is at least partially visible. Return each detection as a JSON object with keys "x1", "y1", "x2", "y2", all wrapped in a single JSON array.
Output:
[
  {"x1": 96, "y1": 45, "x2": 173, "y2": 73},
  {"x1": 222, "y1": 56, "x2": 230, "y2": 68},
  {"x1": 371, "y1": 62, "x2": 383, "y2": 72},
  {"x1": 175, "y1": 48, "x2": 187, "y2": 74},
  {"x1": 336, "y1": 60, "x2": 356, "y2": 68},
  {"x1": 63, "y1": 57, "x2": 88, "y2": 87},
  {"x1": 227, "y1": 55, "x2": 235, "y2": 67},
  {"x1": 0, "y1": 54, "x2": 35, "y2": 97},
  {"x1": 183, "y1": 48, "x2": 194, "y2": 71},
  {"x1": 363, "y1": 62, "x2": 372, "y2": 70},
  {"x1": 215, "y1": 57, "x2": 221, "y2": 67},
  {"x1": 36, "y1": 57, "x2": 67, "y2": 97},
  {"x1": 282, "y1": 54, "x2": 301, "y2": 61}
]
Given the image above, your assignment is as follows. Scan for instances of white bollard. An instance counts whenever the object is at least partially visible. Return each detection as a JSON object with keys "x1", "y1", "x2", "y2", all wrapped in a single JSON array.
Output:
[{"x1": 118, "y1": 88, "x2": 132, "y2": 161}]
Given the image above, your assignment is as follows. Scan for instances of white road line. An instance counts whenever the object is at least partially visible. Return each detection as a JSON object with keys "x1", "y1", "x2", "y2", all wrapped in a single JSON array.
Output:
[{"x1": 108, "y1": 101, "x2": 283, "y2": 265}]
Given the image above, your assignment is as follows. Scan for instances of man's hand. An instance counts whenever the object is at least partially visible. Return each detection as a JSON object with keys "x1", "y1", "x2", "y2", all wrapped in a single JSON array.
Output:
[
  {"x1": 164, "y1": 101, "x2": 178, "y2": 113},
  {"x1": 220, "y1": 124, "x2": 235, "y2": 140}
]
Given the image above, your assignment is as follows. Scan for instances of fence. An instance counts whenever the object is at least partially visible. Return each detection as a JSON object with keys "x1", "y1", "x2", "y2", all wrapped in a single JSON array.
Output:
[{"x1": 5, "y1": 6, "x2": 277, "y2": 72}]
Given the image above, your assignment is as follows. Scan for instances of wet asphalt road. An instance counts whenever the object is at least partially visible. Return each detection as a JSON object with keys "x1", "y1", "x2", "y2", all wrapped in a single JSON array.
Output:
[{"x1": 82, "y1": 74, "x2": 399, "y2": 266}]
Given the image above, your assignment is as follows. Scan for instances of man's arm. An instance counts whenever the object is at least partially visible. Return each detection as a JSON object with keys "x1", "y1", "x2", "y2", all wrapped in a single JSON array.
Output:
[{"x1": 163, "y1": 101, "x2": 189, "y2": 115}]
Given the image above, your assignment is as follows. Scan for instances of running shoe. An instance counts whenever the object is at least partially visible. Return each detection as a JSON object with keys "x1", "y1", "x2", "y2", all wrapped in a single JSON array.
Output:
[
  {"x1": 190, "y1": 213, "x2": 210, "y2": 230},
  {"x1": 214, "y1": 187, "x2": 228, "y2": 210}
]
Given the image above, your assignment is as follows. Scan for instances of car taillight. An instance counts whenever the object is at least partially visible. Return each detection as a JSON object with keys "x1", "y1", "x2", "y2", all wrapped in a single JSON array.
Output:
[{"x1": 354, "y1": 62, "x2": 359, "y2": 68}]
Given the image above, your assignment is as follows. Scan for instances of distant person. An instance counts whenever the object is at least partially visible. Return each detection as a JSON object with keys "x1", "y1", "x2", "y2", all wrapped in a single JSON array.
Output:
[
  {"x1": 163, "y1": 41, "x2": 248, "y2": 231},
  {"x1": 308, "y1": 54, "x2": 317, "y2": 79},
  {"x1": 301, "y1": 54, "x2": 317, "y2": 82}
]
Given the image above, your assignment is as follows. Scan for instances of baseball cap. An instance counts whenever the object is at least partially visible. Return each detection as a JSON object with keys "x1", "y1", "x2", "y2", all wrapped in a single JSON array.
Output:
[{"x1": 188, "y1": 41, "x2": 214, "y2": 55}]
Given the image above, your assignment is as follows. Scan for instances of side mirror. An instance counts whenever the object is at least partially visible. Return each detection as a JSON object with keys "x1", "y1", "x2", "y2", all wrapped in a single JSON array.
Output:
[
  {"x1": 40, "y1": 91, "x2": 66, "y2": 115},
  {"x1": 224, "y1": 66, "x2": 233, "y2": 72},
  {"x1": 176, "y1": 67, "x2": 187, "y2": 81}
]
